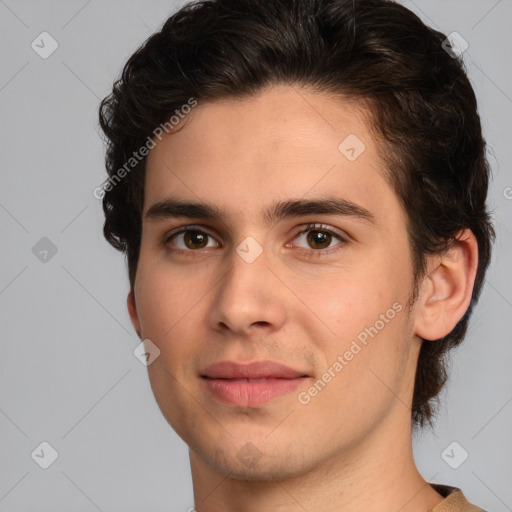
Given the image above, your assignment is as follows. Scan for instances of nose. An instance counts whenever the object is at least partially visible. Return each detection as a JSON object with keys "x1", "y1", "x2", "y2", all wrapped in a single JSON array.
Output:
[{"x1": 208, "y1": 242, "x2": 288, "y2": 337}]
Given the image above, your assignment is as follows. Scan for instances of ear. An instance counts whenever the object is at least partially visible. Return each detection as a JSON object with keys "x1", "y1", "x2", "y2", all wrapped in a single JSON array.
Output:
[
  {"x1": 414, "y1": 229, "x2": 479, "y2": 341},
  {"x1": 127, "y1": 290, "x2": 142, "y2": 339}
]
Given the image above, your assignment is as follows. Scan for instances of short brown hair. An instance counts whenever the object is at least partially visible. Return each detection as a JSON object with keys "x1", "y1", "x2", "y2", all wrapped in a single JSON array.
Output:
[{"x1": 98, "y1": 0, "x2": 495, "y2": 429}]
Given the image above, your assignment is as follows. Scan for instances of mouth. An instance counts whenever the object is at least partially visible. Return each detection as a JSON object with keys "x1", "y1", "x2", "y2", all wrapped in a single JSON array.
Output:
[{"x1": 200, "y1": 360, "x2": 310, "y2": 407}]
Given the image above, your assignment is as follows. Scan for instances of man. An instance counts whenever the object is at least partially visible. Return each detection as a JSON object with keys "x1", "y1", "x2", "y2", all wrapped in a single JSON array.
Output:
[{"x1": 98, "y1": 0, "x2": 494, "y2": 510}]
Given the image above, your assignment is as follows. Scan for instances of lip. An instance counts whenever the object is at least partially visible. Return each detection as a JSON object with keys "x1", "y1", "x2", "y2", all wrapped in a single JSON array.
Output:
[{"x1": 201, "y1": 360, "x2": 309, "y2": 407}]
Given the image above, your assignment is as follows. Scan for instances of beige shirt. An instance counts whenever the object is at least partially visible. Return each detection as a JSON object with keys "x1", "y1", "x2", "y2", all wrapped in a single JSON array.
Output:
[{"x1": 428, "y1": 484, "x2": 487, "y2": 512}]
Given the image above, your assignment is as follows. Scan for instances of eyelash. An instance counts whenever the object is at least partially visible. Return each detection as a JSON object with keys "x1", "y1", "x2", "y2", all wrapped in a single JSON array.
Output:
[{"x1": 164, "y1": 223, "x2": 348, "y2": 257}]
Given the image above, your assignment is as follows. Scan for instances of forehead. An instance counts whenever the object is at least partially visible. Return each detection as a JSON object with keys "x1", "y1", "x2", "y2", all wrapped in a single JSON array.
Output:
[{"x1": 143, "y1": 85, "x2": 397, "y2": 223}]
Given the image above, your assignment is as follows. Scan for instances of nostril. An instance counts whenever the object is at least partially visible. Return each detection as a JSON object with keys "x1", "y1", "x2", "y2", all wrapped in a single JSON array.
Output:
[{"x1": 251, "y1": 321, "x2": 270, "y2": 327}]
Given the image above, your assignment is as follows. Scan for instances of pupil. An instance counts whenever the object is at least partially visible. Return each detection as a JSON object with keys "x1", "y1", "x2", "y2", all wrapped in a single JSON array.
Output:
[
  {"x1": 185, "y1": 231, "x2": 207, "y2": 249},
  {"x1": 307, "y1": 230, "x2": 331, "y2": 249}
]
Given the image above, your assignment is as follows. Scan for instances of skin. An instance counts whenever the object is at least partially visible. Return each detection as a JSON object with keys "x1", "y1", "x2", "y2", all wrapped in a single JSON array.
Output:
[{"x1": 127, "y1": 85, "x2": 478, "y2": 512}]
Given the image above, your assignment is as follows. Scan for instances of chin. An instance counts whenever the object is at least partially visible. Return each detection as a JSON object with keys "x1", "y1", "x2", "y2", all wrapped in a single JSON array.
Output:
[{"x1": 197, "y1": 444, "x2": 316, "y2": 482}]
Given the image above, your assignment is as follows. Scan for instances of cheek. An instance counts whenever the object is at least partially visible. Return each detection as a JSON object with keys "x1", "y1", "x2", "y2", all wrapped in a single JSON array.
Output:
[
  {"x1": 135, "y1": 258, "x2": 205, "y2": 340},
  {"x1": 135, "y1": 268, "x2": 206, "y2": 430},
  {"x1": 296, "y1": 304, "x2": 412, "y2": 444},
  {"x1": 134, "y1": 260, "x2": 216, "y2": 389},
  {"x1": 291, "y1": 264, "x2": 405, "y2": 341},
  {"x1": 295, "y1": 263, "x2": 412, "y2": 392}
]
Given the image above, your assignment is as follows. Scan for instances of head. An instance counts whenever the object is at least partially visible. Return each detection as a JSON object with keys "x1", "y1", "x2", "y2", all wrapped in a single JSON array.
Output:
[{"x1": 98, "y1": 0, "x2": 494, "y2": 479}]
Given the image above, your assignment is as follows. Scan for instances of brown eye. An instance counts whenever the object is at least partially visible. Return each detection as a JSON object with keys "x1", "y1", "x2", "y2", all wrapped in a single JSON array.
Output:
[
  {"x1": 184, "y1": 231, "x2": 209, "y2": 249},
  {"x1": 167, "y1": 228, "x2": 219, "y2": 251},
  {"x1": 292, "y1": 224, "x2": 346, "y2": 253},
  {"x1": 306, "y1": 230, "x2": 332, "y2": 249}
]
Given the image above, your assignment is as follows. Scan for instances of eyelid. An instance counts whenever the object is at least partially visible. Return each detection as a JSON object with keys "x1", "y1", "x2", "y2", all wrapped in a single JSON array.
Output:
[
  {"x1": 288, "y1": 223, "x2": 349, "y2": 245},
  {"x1": 164, "y1": 224, "x2": 221, "y2": 247}
]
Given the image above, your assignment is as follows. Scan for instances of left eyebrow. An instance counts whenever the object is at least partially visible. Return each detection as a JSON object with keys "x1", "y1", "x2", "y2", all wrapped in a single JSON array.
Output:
[
  {"x1": 143, "y1": 196, "x2": 376, "y2": 225},
  {"x1": 263, "y1": 197, "x2": 376, "y2": 225}
]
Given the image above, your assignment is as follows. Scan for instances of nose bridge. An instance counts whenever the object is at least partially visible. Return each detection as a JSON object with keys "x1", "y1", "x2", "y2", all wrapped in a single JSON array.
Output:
[
  {"x1": 229, "y1": 239, "x2": 267, "y2": 292},
  {"x1": 208, "y1": 237, "x2": 287, "y2": 334}
]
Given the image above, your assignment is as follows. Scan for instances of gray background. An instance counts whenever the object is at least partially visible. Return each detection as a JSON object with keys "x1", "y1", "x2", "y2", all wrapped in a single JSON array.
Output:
[{"x1": 0, "y1": 0, "x2": 511, "y2": 511}]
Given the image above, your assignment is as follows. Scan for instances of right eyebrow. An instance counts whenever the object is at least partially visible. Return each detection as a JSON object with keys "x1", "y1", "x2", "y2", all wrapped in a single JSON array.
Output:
[{"x1": 144, "y1": 198, "x2": 225, "y2": 222}]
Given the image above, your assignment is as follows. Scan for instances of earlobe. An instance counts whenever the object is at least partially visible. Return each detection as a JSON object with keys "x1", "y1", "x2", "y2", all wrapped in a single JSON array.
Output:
[
  {"x1": 127, "y1": 290, "x2": 142, "y2": 339},
  {"x1": 414, "y1": 230, "x2": 479, "y2": 341}
]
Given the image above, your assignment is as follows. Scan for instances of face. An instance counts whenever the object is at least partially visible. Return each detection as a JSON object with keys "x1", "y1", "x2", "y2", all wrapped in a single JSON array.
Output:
[{"x1": 128, "y1": 85, "x2": 422, "y2": 480}]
